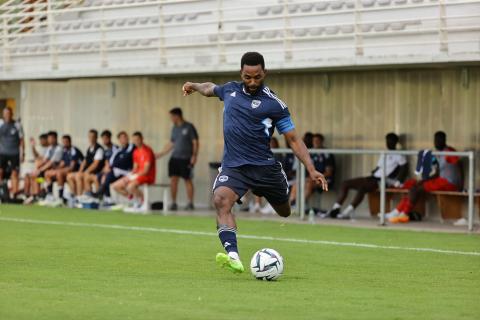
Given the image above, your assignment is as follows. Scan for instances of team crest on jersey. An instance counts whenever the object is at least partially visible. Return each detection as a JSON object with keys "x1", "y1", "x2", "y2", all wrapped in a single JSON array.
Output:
[
  {"x1": 251, "y1": 100, "x2": 262, "y2": 109},
  {"x1": 10, "y1": 128, "x2": 17, "y2": 135},
  {"x1": 182, "y1": 128, "x2": 188, "y2": 135},
  {"x1": 218, "y1": 175, "x2": 228, "y2": 182}
]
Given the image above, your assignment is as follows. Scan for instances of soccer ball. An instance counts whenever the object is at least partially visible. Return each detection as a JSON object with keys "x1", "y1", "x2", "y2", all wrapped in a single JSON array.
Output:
[{"x1": 250, "y1": 248, "x2": 284, "y2": 281}]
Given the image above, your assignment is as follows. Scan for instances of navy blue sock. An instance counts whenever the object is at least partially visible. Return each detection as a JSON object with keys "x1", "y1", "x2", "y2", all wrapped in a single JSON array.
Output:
[
  {"x1": 58, "y1": 188, "x2": 64, "y2": 199},
  {"x1": 217, "y1": 224, "x2": 238, "y2": 255},
  {"x1": 47, "y1": 184, "x2": 53, "y2": 194}
]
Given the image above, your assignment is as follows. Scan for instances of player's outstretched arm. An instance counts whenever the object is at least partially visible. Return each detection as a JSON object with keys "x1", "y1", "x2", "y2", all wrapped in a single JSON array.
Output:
[
  {"x1": 182, "y1": 82, "x2": 216, "y2": 97},
  {"x1": 284, "y1": 129, "x2": 329, "y2": 191}
]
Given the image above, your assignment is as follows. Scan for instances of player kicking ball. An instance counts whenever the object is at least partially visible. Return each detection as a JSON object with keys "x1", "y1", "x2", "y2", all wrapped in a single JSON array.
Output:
[{"x1": 182, "y1": 52, "x2": 328, "y2": 274}]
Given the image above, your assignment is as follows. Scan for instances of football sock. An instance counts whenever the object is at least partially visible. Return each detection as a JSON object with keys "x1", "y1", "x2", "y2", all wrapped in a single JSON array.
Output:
[
  {"x1": 58, "y1": 188, "x2": 64, "y2": 199},
  {"x1": 332, "y1": 203, "x2": 341, "y2": 210},
  {"x1": 342, "y1": 205, "x2": 354, "y2": 216},
  {"x1": 47, "y1": 184, "x2": 53, "y2": 194},
  {"x1": 217, "y1": 224, "x2": 239, "y2": 258}
]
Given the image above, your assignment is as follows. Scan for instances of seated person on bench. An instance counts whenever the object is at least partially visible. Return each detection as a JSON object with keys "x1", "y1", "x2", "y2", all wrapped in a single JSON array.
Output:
[
  {"x1": 325, "y1": 133, "x2": 408, "y2": 219},
  {"x1": 289, "y1": 133, "x2": 335, "y2": 213},
  {"x1": 24, "y1": 131, "x2": 63, "y2": 204},
  {"x1": 112, "y1": 131, "x2": 155, "y2": 213},
  {"x1": 95, "y1": 131, "x2": 135, "y2": 206},
  {"x1": 387, "y1": 131, "x2": 462, "y2": 223},
  {"x1": 66, "y1": 129, "x2": 104, "y2": 203},
  {"x1": 43, "y1": 135, "x2": 84, "y2": 205}
]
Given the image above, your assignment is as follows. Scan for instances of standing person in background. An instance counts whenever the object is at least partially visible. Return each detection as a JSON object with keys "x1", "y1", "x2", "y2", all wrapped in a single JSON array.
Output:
[
  {"x1": 156, "y1": 107, "x2": 199, "y2": 211},
  {"x1": 0, "y1": 107, "x2": 25, "y2": 199}
]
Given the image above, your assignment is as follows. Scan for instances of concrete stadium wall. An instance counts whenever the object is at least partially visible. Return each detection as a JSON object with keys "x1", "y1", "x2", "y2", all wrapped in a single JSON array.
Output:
[{"x1": 17, "y1": 66, "x2": 480, "y2": 212}]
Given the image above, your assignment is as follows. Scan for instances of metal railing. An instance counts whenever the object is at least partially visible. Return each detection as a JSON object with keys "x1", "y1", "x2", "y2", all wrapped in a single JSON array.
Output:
[
  {"x1": 273, "y1": 148, "x2": 477, "y2": 232},
  {"x1": 1, "y1": 0, "x2": 480, "y2": 77}
]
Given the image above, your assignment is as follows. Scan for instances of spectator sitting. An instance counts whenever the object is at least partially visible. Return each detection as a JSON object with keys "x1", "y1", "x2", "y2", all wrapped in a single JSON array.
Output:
[
  {"x1": 0, "y1": 107, "x2": 25, "y2": 200},
  {"x1": 112, "y1": 131, "x2": 155, "y2": 213},
  {"x1": 41, "y1": 135, "x2": 84, "y2": 206},
  {"x1": 24, "y1": 131, "x2": 63, "y2": 204},
  {"x1": 23, "y1": 133, "x2": 49, "y2": 199},
  {"x1": 387, "y1": 131, "x2": 462, "y2": 223},
  {"x1": 83, "y1": 129, "x2": 119, "y2": 198},
  {"x1": 95, "y1": 131, "x2": 135, "y2": 206},
  {"x1": 325, "y1": 133, "x2": 408, "y2": 219},
  {"x1": 288, "y1": 133, "x2": 335, "y2": 212},
  {"x1": 66, "y1": 129, "x2": 104, "y2": 205}
]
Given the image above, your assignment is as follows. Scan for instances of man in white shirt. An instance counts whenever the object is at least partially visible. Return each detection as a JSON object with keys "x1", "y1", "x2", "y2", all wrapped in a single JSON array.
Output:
[
  {"x1": 325, "y1": 133, "x2": 408, "y2": 219},
  {"x1": 24, "y1": 131, "x2": 63, "y2": 204}
]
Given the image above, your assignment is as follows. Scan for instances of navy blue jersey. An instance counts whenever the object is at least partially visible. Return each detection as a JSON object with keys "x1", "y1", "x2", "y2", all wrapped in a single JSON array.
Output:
[
  {"x1": 110, "y1": 143, "x2": 135, "y2": 171},
  {"x1": 214, "y1": 81, "x2": 295, "y2": 167},
  {"x1": 312, "y1": 152, "x2": 335, "y2": 185},
  {"x1": 104, "y1": 144, "x2": 119, "y2": 162},
  {"x1": 62, "y1": 146, "x2": 84, "y2": 170}
]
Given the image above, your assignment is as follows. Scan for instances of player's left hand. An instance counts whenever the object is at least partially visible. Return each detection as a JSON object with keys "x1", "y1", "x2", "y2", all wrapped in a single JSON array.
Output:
[{"x1": 309, "y1": 170, "x2": 328, "y2": 191}]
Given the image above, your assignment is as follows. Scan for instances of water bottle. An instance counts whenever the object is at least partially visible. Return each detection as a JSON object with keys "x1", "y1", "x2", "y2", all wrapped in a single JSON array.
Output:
[{"x1": 308, "y1": 208, "x2": 315, "y2": 224}]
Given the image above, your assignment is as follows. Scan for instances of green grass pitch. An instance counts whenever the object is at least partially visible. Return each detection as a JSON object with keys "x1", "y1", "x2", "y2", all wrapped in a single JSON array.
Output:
[{"x1": 1, "y1": 204, "x2": 479, "y2": 320}]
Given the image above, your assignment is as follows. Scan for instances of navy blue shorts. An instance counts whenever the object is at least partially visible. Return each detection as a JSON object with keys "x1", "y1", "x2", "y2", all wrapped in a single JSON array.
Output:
[{"x1": 212, "y1": 162, "x2": 289, "y2": 205}]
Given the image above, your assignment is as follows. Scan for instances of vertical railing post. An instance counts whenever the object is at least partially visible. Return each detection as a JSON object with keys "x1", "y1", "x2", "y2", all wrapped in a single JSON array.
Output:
[
  {"x1": 467, "y1": 151, "x2": 475, "y2": 232},
  {"x1": 379, "y1": 152, "x2": 387, "y2": 225},
  {"x1": 283, "y1": 0, "x2": 292, "y2": 61},
  {"x1": 47, "y1": 0, "x2": 58, "y2": 70},
  {"x1": 100, "y1": 8, "x2": 108, "y2": 67},
  {"x1": 439, "y1": 0, "x2": 448, "y2": 53},
  {"x1": 217, "y1": 0, "x2": 225, "y2": 64},
  {"x1": 158, "y1": 0, "x2": 166, "y2": 65},
  {"x1": 354, "y1": 0, "x2": 363, "y2": 56},
  {"x1": 299, "y1": 162, "x2": 306, "y2": 220}
]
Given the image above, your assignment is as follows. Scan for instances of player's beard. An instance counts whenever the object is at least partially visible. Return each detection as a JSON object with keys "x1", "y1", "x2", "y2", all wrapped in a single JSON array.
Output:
[{"x1": 245, "y1": 82, "x2": 263, "y2": 95}]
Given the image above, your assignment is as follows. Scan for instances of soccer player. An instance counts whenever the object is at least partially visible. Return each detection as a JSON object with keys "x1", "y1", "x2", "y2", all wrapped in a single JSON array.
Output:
[
  {"x1": 0, "y1": 107, "x2": 25, "y2": 198},
  {"x1": 112, "y1": 131, "x2": 155, "y2": 213},
  {"x1": 182, "y1": 52, "x2": 328, "y2": 274}
]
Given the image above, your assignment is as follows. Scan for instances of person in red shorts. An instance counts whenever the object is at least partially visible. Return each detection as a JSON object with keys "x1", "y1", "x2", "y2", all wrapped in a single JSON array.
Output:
[
  {"x1": 388, "y1": 131, "x2": 462, "y2": 223},
  {"x1": 112, "y1": 131, "x2": 156, "y2": 213}
]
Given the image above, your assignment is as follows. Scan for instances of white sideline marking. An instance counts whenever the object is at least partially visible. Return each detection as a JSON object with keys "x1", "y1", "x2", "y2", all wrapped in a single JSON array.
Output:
[{"x1": 1, "y1": 216, "x2": 479, "y2": 257}]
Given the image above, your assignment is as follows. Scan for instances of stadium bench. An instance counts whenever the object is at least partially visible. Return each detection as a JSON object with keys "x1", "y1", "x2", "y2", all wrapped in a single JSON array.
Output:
[
  {"x1": 142, "y1": 183, "x2": 170, "y2": 214},
  {"x1": 368, "y1": 189, "x2": 480, "y2": 220}
]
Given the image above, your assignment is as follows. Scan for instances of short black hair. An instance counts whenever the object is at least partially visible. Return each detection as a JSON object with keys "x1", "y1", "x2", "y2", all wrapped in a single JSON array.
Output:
[
  {"x1": 169, "y1": 107, "x2": 183, "y2": 117},
  {"x1": 101, "y1": 130, "x2": 112, "y2": 138},
  {"x1": 39, "y1": 133, "x2": 48, "y2": 140},
  {"x1": 241, "y1": 52, "x2": 265, "y2": 70},
  {"x1": 89, "y1": 129, "x2": 98, "y2": 137},
  {"x1": 313, "y1": 133, "x2": 324, "y2": 141},
  {"x1": 434, "y1": 131, "x2": 447, "y2": 140},
  {"x1": 117, "y1": 131, "x2": 128, "y2": 139},
  {"x1": 62, "y1": 134, "x2": 71, "y2": 143},
  {"x1": 132, "y1": 131, "x2": 143, "y2": 139},
  {"x1": 386, "y1": 132, "x2": 399, "y2": 144},
  {"x1": 47, "y1": 131, "x2": 58, "y2": 139}
]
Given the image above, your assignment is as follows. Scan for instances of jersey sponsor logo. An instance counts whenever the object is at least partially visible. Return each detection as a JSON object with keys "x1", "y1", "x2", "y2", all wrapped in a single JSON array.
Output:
[
  {"x1": 251, "y1": 100, "x2": 262, "y2": 109},
  {"x1": 218, "y1": 175, "x2": 229, "y2": 182},
  {"x1": 230, "y1": 91, "x2": 236, "y2": 97},
  {"x1": 224, "y1": 241, "x2": 231, "y2": 248}
]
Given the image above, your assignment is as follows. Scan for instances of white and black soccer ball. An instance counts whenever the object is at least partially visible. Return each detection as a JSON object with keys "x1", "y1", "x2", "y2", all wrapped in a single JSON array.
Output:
[{"x1": 250, "y1": 248, "x2": 284, "y2": 281}]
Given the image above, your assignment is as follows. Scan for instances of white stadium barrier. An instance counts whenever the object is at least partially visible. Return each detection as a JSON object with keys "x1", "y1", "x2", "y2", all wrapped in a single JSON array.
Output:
[{"x1": 0, "y1": 0, "x2": 479, "y2": 79}]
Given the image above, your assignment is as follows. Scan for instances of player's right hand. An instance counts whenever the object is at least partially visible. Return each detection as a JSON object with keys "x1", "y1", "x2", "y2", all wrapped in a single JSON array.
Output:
[{"x1": 182, "y1": 82, "x2": 195, "y2": 96}]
